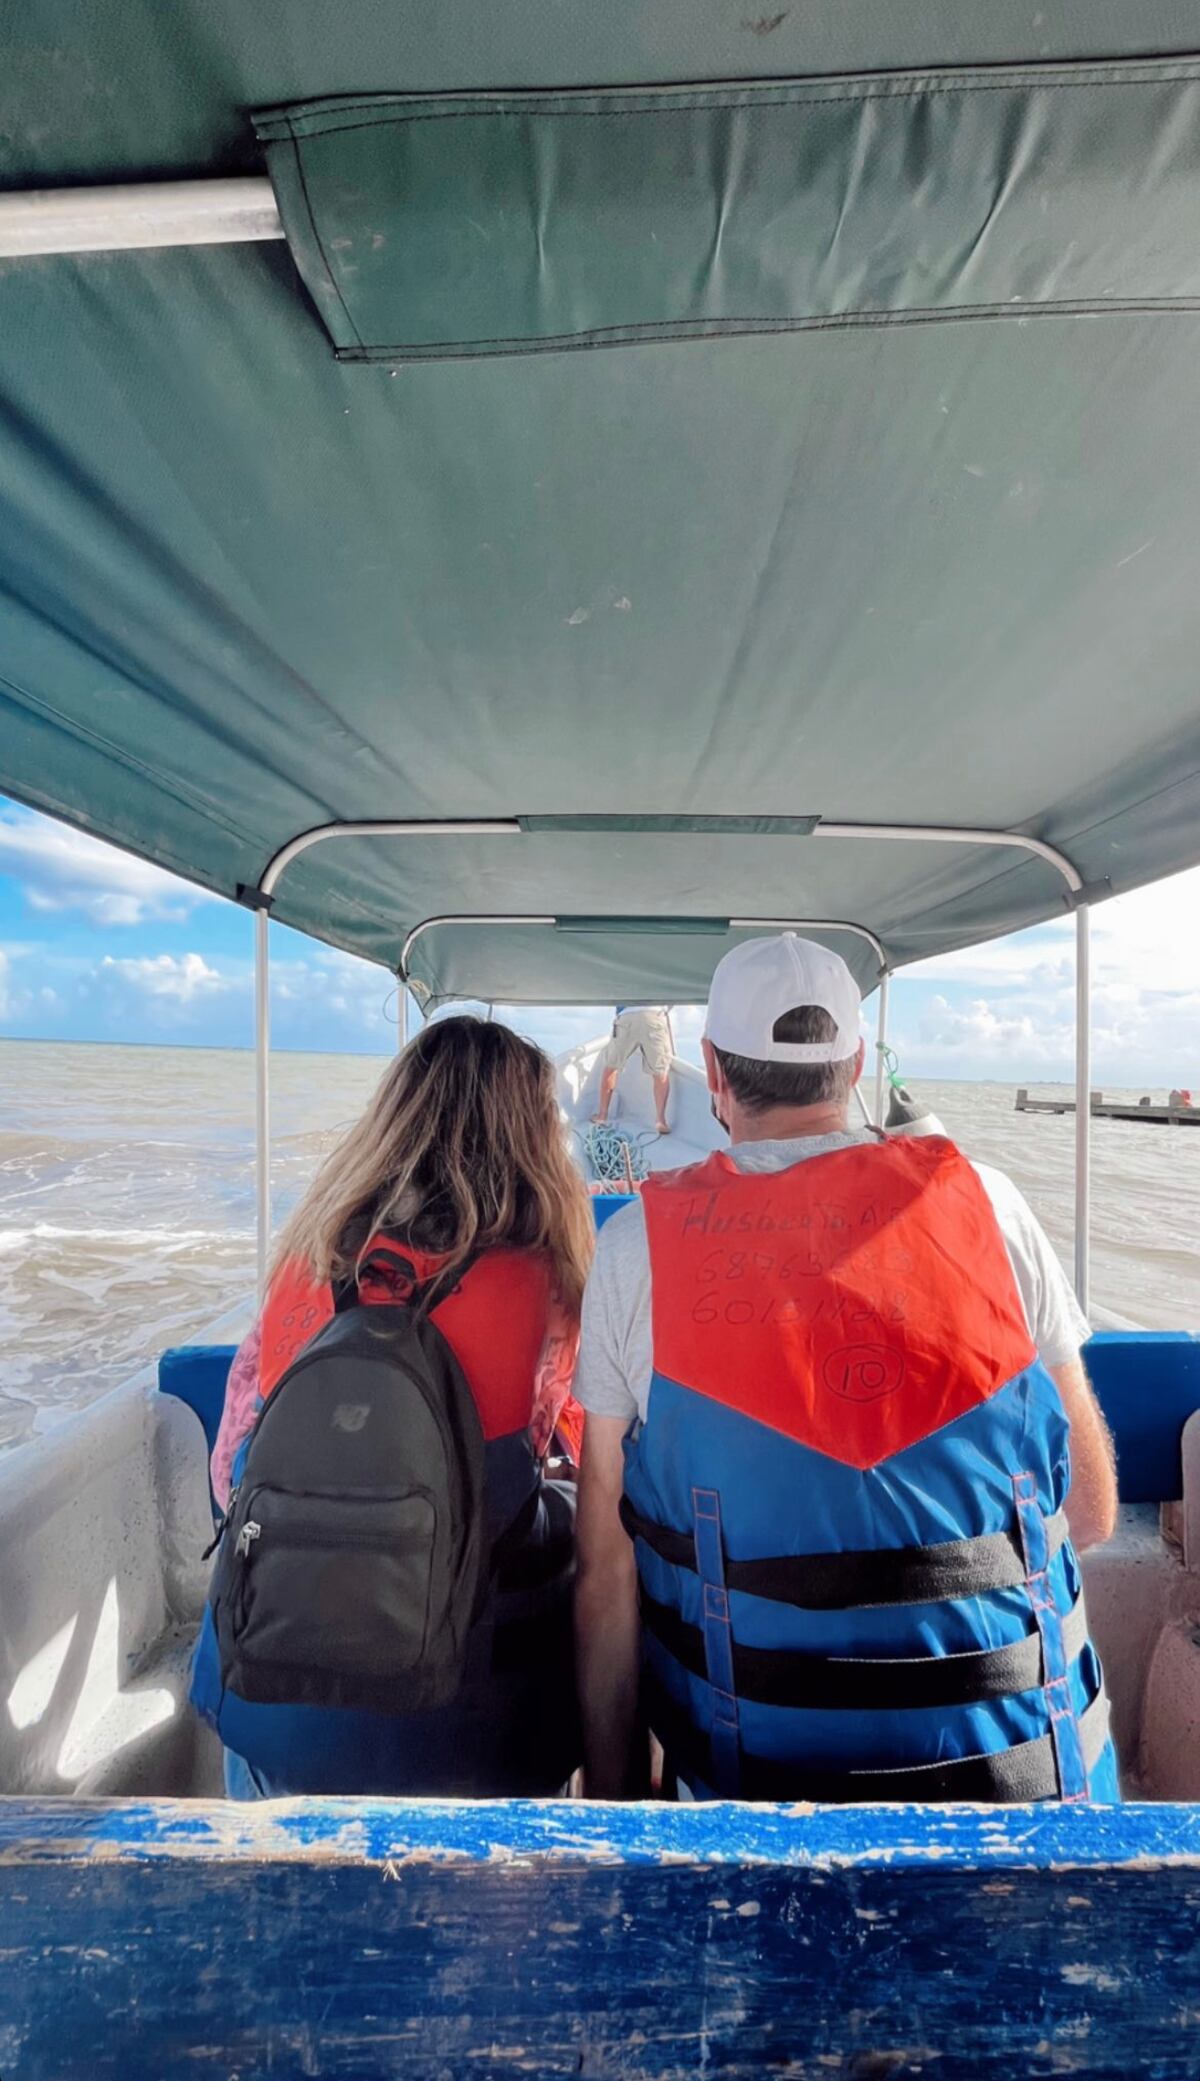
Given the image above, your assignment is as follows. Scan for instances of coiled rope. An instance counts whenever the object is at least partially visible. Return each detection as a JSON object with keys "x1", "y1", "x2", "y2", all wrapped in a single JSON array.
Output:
[{"x1": 580, "y1": 1121, "x2": 653, "y2": 1187}]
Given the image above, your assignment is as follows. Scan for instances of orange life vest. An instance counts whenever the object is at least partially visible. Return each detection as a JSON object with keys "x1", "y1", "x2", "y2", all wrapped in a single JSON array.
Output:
[{"x1": 259, "y1": 1235, "x2": 553, "y2": 1444}]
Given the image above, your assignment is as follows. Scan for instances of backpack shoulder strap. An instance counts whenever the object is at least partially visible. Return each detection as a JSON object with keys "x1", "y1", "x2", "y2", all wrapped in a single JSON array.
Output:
[
  {"x1": 409, "y1": 1239, "x2": 488, "y2": 1318},
  {"x1": 334, "y1": 1233, "x2": 488, "y2": 1318}
]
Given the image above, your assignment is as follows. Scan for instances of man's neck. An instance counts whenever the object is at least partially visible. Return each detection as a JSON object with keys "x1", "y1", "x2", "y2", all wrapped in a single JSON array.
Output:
[{"x1": 728, "y1": 1101, "x2": 853, "y2": 1146}]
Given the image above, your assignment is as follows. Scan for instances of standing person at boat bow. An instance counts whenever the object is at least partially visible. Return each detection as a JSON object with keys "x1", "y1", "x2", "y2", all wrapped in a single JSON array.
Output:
[
  {"x1": 593, "y1": 1006, "x2": 673, "y2": 1136},
  {"x1": 575, "y1": 936, "x2": 1119, "y2": 1803},
  {"x1": 191, "y1": 1016, "x2": 593, "y2": 1797}
]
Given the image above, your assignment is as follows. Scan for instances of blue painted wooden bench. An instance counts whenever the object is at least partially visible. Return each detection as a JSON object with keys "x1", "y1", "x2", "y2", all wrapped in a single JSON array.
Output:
[
  {"x1": 118, "y1": 1326, "x2": 1200, "y2": 2078},
  {"x1": 0, "y1": 1797, "x2": 1198, "y2": 2077},
  {"x1": 1085, "y1": 1332, "x2": 1200, "y2": 1502},
  {"x1": 158, "y1": 1328, "x2": 1200, "y2": 1505}
]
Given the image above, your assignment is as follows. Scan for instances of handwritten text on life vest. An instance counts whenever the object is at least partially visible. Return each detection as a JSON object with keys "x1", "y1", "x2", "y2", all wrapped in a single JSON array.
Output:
[{"x1": 680, "y1": 1189, "x2": 911, "y2": 1399}]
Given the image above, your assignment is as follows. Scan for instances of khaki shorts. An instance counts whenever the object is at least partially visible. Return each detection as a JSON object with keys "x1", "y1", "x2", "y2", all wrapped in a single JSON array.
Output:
[{"x1": 602, "y1": 1008, "x2": 672, "y2": 1081}]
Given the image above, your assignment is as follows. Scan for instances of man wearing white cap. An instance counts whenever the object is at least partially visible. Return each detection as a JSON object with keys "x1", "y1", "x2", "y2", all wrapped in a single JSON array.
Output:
[{"x1": 575, "y1": 935, "x2": 1118, "y2": 1804}]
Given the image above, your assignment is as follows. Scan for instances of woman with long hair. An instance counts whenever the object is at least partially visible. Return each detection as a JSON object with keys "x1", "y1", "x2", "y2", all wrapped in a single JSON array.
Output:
[{"x1": 192, "y1": 1015, "x2": 594, "y2": 1798}]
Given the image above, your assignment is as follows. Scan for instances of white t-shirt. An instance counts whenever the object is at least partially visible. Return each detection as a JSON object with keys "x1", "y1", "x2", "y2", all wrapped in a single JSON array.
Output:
[{"x1": 574, "y1": 1129, "x2": 1090, "y2": 1427}]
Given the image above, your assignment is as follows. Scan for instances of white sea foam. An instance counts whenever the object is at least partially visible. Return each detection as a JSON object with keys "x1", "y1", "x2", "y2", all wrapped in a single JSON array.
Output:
[{"x1": 0, "y1": 1223, "x2": 250, "y2": 1252}]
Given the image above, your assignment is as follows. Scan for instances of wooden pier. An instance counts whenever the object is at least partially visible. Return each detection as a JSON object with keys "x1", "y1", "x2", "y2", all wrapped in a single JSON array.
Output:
[{"x1": 1016, "y1": 1088, "x2": 1200, "y2": 1125}]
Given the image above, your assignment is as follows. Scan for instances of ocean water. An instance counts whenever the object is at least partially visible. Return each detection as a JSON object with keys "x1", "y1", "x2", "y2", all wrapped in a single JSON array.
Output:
[{"x1": 1, "y1": 1038, "x2": 1197, "y2": 1452}]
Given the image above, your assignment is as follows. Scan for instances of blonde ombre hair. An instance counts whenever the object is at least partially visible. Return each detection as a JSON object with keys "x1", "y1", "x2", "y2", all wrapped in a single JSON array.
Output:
[{"x1": 271, "y1": 1015, "x2": 593, "y2": 1311}]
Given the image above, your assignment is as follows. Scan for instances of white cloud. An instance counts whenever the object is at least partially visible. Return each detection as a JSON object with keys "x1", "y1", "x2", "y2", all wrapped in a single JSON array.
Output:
[
  {"x1": 97, "y1": 952, "x2": 228, "y2": 1004},
  {"x1": 0, "y1": 945, "x2": 39, "y2": 1024},
  {"x1": 910, "y1": 933, "x2": 1076, "y2": 991},
  {"x1": 0, "y1": 928, "x2": 402, "y2": 1049},
  {"x1": 915, "y1": 993, "x2": 1067, "y2": 1065},
  {"x1": 911, "y1": 867, "x2": 1200, "y2": 998},
  {"x1": 0, "y1": 811, "x2": 211, "y2": 927},
  {"x1": 888, "y1": 865, "x2": 1200, "y2": 1084},
  {"x1": 272, "y1": 945, "x2": 397, "y2": 1043}
]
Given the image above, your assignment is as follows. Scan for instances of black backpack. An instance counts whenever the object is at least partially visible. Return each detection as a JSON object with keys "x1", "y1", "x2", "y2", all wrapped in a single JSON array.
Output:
[{"x1": 210, "y1": 1245, "x2": 487, "y2": 1714}]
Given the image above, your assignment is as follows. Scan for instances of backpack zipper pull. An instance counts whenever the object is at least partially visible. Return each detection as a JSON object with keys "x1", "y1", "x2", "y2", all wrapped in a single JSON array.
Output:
[{"x1": 235, "y1": 1520, "x2": 261, "y2": 1559}]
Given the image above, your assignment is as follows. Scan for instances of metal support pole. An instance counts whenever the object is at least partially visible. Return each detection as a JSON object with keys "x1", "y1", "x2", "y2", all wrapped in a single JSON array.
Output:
[
  {"x1": 254, "y1": 905, "x2": 270, "y2": 1300},
  {"x1": 873, "y1": 971, "x2": 891, "y2": 1126},
  {"x1": 1074, "y1": 904, "x2": 1091, "y2": 1314},
  {"x1": 0, "y1": 178, "x2": 283, "y2": 258},
  {"x1": 396, "y1": 982, "x2": 408, "y2": 1052}
]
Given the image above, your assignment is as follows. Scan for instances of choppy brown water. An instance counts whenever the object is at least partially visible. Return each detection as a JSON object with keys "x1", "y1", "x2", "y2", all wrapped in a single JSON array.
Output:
[{"x1": 1, "y1": 1039, "x2": 1196, "y2": 1452}]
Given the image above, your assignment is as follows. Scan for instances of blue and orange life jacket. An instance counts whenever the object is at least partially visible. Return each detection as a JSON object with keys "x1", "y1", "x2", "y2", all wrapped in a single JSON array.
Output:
[{"x1": 623, "y1": 1136, "x2": 1118, "y2": 1803}]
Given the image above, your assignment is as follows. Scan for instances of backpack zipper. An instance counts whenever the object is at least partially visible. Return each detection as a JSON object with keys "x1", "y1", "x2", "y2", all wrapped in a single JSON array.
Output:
[{"x1": 232, "y1": 1503, "x2": 434, "y2": 1556}]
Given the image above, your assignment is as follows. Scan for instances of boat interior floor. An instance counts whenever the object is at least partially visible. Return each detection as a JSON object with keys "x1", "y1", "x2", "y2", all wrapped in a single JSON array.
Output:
[{"x1": 557, "y1": 1037, "x2": 721, "y2": 1183}]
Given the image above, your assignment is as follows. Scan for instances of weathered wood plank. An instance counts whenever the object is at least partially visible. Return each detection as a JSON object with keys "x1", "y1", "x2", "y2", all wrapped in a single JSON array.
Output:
[
  {"x1": 1014, "y1": 1091, "x2": 1200, "y2": 1125},
  {"x1": 1, "y1": 1799, "x2": 1199, "y2": 2080}
]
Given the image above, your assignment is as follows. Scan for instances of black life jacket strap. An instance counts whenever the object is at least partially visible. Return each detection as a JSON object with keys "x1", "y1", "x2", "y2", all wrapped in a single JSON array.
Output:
[
  {"x1": 639, "y1": 1586, "x2": 1090, "y2": 1712},
  {"x1": 644, "y1": 1671, "x2": 1111, "y2": 1804},
  {"x1": 620, "y1": 1494, "x2": 1069, "y2": 1610}
]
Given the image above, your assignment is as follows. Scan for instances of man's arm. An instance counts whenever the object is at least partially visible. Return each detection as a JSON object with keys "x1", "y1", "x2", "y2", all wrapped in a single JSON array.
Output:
[
  {"x1": 1050, "y1": 1356, "x2": 1118, "y2": 1551},
  {"x1": 973, "y1": 1165, "x2": 1118, "y2": 1552},
  {"x1": 575, "y1": 1411, "x2": 641, "y2": 1797}
]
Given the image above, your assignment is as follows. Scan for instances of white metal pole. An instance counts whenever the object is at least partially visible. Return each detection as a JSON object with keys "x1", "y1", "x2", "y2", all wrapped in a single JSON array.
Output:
[
  {"x1": 1074, "y1": 904, "x2": 1091, "y2": 1314},
  {"x1": 873, "y1": 971, "x2": 890, "y2": 1125},
  {"x1": 254, "y1": 906, "x2": 271, "y2": 1301},
  {"x1": 397, "y1": 982, "x2": 408, "y2": 1052},
  {"x1": 260, "y1": 820, "x2": 522, "y2": 901},
  {"x1": 0, "y1": 178, "x2": 283, "y2": 258},
  {"x1": 813, "y1": 820, "x2": 1081, "y2": 893}
]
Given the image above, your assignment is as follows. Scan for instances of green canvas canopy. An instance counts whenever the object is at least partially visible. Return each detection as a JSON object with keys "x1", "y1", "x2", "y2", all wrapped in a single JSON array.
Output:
[{"x1": 2, "y1": 3, "x2": 1200, "y2": 1006}]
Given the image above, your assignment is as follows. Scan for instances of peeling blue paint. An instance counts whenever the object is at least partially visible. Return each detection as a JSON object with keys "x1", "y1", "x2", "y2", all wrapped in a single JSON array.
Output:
[
  {"x1": 6, "y1": 1793, "x2": 1200, "y2": 1868},
  {"x1": 0, "y1": 1799, "x2": 1198, "y2": 2077}
]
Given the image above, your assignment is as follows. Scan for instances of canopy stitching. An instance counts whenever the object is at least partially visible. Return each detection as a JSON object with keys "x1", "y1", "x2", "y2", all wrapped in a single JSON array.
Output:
[
  {"x1": 339, "y1": 303, "x2": 1200, "y2": 361},
  {"x1": 259, "y1": 67, "x2": 1200, "y2": 138}
]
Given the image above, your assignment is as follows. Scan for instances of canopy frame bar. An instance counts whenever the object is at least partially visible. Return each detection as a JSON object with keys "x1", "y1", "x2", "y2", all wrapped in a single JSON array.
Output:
[
  {"x1": 251, "y1": 815, "x2": 1091, "y2": 1308},
  {"x1": 0, "y1": 178, "x2": 284, "y2": 258},
  {"x1": 256, "y1": 813, "x2": 1082, "y2": 903},
  {"x1": 397, "y1": 912, "x2": 889, "y2": 990},
  {"x1": 259, "y1": 819, "x2": 522, "y2": 899},
  {"x1": 814, "y1": 819, "x2": 1082, "y2": 890}
]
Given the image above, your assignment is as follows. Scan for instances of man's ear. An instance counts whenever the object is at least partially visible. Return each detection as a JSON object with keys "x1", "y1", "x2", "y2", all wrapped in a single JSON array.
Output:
[
  {"x1": 701, "y1": 1036, "x2": 721, "y2": 1097},
  {"x1": 851, "y1": 1038, "x2": 866, "y2": 1088}
]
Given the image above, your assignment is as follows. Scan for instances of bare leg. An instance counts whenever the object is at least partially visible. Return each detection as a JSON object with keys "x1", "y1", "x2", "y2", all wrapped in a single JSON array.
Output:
[
  {"x1": 652, "y1": 1073, "x2": 670, "y2": 1135},
  {"x1": 593, "y1": 1066, "x2": 618, "y2": 1123}
]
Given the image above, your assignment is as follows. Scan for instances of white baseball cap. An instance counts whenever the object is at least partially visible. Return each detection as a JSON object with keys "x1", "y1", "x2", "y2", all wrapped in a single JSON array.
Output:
[{"x1": 704, "y1": 934, "x2": 863, "y2": 1064}]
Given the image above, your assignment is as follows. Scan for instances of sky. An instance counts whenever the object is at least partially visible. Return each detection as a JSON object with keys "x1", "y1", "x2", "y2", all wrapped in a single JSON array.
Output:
[{"x1": 0, "y1": 796, "x2": 1197, "y2": 1084}]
